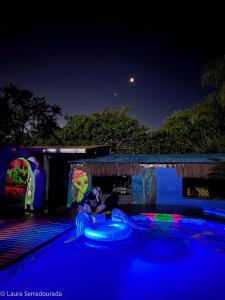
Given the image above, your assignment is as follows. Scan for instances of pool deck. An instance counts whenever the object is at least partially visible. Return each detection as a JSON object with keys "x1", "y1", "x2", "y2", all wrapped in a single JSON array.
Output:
[{"x1": 0, "y1": 209, "x2": 76, "y2": 270}]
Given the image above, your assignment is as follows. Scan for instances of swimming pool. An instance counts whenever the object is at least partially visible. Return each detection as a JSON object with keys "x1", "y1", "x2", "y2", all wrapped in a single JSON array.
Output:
[{"x1": 0, "y1": 215, "x2": 225, "y2": 300}]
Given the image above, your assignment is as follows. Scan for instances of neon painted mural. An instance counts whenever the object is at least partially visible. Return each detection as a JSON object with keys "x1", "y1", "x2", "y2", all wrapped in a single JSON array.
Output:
[
  {"x1": 71, "y1": 169, "x2": 89, "y2": 203},
  {"x1": 4, "y1": 158, "x2": 34, "y2": 209},
  {"x1": 3, "y1": 156, "x2": 44, "y2": 210}
]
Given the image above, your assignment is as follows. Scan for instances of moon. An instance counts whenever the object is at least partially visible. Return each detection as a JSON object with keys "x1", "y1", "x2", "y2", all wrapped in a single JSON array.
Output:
[{"x1": 129, "y1": 77, "x2": 135, "y2": 84}]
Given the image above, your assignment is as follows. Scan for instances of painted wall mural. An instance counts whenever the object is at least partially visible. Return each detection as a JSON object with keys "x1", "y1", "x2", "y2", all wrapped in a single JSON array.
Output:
[
  {"x1": 4, "y1": 158, "x2": 27, "y2": 201},
  {"x1": 142, "y1": 168, "x2": 155, "y2": 205},
  {"x1": 3, "y1": 157, "x2": 44, "y2": 210},
  {"x1": 131, "y1": 168, "x2": 154, "y2": 204},
  {"x1": 67, "y1": 165, "x2": 156, "y2": 207},
  {"x1": 68, "y1": 168, "x2": 91, "y2": 207}
]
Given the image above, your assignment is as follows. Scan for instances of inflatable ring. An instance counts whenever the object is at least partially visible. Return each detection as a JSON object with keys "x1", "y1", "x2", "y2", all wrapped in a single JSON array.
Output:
[{"x1": 84, "y1": 221, "x2": 132, "y2": 242}]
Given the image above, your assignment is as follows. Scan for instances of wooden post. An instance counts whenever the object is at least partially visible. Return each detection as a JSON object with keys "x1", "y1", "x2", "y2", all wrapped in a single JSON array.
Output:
[
  {"x1": 150, "y1": 169, "x2": 156, "y2": 209},
  {"x1": 43, "y1": 154, "x2": 50, "y2": 212}
]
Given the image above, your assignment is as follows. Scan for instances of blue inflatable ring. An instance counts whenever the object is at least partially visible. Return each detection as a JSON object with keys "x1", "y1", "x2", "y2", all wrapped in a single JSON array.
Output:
[{"x1": 84, "y1": 221, "x2": 132, "y2": 242}]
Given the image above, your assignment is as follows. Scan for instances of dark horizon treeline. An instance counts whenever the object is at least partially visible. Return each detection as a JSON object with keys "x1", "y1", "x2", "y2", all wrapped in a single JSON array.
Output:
[{"x1": 0, "y1": 55, "x2": 225, "y2": 154}]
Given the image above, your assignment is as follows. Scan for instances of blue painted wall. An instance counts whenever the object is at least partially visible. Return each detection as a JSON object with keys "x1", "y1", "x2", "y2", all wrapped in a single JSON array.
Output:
[{"x1": 156, "y1": 168, "x2": 225, "y2": 210}]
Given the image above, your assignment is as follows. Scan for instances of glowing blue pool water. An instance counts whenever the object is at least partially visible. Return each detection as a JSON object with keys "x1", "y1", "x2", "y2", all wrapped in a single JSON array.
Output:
[{"x1": 0, "y1": 218, "x2": 225, "y2": 300}]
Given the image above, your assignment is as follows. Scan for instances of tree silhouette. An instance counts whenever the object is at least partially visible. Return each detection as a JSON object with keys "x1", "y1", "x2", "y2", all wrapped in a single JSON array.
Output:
[{"x1": 0, "y1": 84, "x2": 62, "y2": 145}]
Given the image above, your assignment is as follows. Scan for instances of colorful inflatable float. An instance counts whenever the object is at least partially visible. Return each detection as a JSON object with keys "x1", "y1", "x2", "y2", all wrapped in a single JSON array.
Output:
[{"x1": 75, "y1": 208, "x2": 146, "y2": 242}]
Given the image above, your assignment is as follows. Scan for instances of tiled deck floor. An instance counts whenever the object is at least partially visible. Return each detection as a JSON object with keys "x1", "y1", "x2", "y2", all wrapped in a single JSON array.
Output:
[{"x1": 0, "y1": 214, "x2": 75, "y2": 270}]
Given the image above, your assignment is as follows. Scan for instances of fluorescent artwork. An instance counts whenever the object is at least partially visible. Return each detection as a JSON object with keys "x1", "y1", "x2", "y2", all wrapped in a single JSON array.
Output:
[
  {"x1": 3, "y1": 156, "x2": 44, "y2": 210},
  {"x1": 71, "y1": 169, "x2": 88, "y2": 203},
  {"x1": 23, "y1": 158, "x2": 35, "y2": 210},
  {"x1": 4, "y1": 158, "x2": 34, "y2": 209}
]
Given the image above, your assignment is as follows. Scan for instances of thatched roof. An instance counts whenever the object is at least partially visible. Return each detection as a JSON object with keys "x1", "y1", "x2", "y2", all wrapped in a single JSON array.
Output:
[
  {"x1": 70, "y1": 153, "x2": 225, "y2": 164},
  {"x1": 71, "y1": 163, "x2": 141, "y2": 176},
  {"x1": 72, "y1": 162, "x2": 223, "y2": 178},
  {"x1": 176, "y1": 163, "x2": 220, "y2": 178}
]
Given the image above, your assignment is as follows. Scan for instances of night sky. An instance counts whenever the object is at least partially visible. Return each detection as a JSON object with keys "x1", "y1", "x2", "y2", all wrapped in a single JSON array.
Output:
[{"x1": 0, "y1": 10, "x2": 224, "y2": 128}]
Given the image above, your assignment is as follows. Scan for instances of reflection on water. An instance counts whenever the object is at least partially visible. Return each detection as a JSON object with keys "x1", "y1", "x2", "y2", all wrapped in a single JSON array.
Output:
[
  {"x1": 134, "y1": 235, "x2": 191, "y2": 263},
  {"x1": 84, "y1": 236, "x2": 133, "y2": 251}
]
